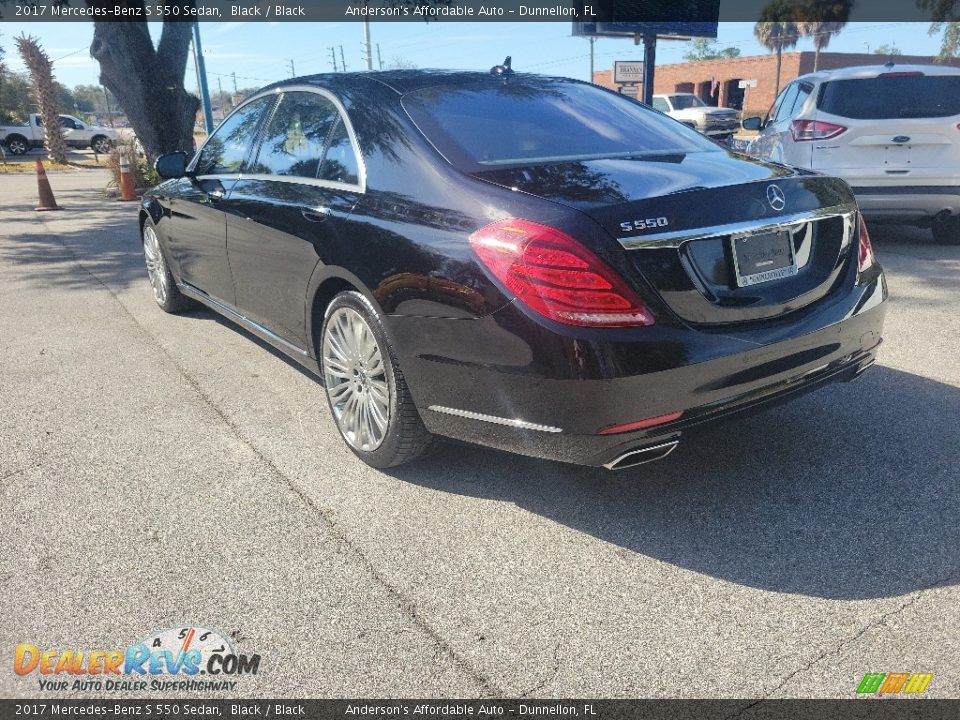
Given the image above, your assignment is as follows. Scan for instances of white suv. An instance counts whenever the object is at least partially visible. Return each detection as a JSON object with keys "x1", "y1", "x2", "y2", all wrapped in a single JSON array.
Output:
[{"x1": 743, "y1": 64, "x2": 960, "y2": 245}]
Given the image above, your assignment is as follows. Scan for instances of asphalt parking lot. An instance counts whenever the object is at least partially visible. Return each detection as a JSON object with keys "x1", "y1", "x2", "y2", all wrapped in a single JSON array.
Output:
[{"x1": 1, "y1": 169, "x2": 958, "y2": 700}]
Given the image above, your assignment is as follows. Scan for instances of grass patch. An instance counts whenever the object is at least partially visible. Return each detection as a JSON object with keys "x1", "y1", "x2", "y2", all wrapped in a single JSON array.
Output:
[{"x1": 0, "y1": 159, "x2": 106, "y2": 174}]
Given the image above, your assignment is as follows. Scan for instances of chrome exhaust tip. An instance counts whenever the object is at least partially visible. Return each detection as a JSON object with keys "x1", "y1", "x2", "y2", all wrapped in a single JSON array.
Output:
[{"x1": 603, "y1": 440, "x2": 679, "y2": 471}]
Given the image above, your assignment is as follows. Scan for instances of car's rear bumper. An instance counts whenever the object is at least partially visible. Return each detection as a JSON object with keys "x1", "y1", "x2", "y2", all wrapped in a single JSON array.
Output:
[
  {"x1": 387, "y1": 268, "x2": 887, "y2": 468},
  {"x1": 849, "y1": 185, "x2": 960, "y2": 220}
]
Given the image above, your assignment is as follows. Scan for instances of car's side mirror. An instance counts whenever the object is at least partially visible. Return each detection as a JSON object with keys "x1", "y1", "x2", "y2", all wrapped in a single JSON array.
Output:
[
  {"x1": 155, "y1": 151, "x2": 189, "y2": 179},
  {"x1": 741, "y1": 116, "x2": 763, "y2": 132}
]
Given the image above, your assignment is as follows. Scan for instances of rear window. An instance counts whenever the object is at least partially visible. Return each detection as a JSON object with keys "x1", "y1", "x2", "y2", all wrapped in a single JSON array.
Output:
[
  {"x1": 402, "y1": 80, "x2": 716, "y2": 171},
  {"x1": 819, "y1": 75, "x2": 960, "y2": 119}
]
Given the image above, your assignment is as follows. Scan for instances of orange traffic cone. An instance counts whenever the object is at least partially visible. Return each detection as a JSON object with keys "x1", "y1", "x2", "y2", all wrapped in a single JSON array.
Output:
[
  {"x1": 118, "y1": 148, "x2": 138, "y2": 202},
  {"x1": 35, "y1": 159, "x2": 62, "y2": 211}
]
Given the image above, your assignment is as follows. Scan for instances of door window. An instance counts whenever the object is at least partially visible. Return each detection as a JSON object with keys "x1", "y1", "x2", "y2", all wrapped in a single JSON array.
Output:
[
  {"x1": 772, "y1": 83, "x2": 800, "y2": 124},
  {"x1": 652, "y1": 97, "x2": 670, "y2": 113},
  {"x1": 253, "y1": 91, "x2": 339, "y2": 178},
  {"x1": 193, "y1": 96, "x2": 274, "y2": 176},
  {"x1": 319, "y1": 119, "x2": 359, "y2": 185}
]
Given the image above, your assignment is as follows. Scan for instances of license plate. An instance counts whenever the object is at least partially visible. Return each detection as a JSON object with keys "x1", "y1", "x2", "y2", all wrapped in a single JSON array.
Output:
[{"x1": 731, "y1": 230, "x2": 797, "y2": 287}]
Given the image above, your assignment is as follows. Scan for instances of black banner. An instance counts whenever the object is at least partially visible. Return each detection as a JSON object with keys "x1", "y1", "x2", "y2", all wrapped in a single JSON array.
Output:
[
  {"x1": 2, "y1": 700, "x2": 960, "y2": 720},
  {"x1": 0, "y1": 0, "x2": 955, "y2": 23}
]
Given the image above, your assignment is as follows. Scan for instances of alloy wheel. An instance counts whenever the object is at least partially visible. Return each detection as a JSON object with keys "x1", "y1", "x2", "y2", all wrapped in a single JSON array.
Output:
[
  {"x1": 93, "y1": 137, "x2": 112, "y2": 154},
  {"x1": 322, "y1": 307, "x2": 390, "y2": 452},
  {"x1": 8, "y1": 139, "x2": 27, "y2": 155},
  {"x1": 142, "y1": 226, "x2": 169, "y2": 305}
]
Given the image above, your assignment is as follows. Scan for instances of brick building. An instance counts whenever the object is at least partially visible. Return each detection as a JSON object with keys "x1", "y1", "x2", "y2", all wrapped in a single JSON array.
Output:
[{"x1": 593, "y1": 51, "x2": 960, "y2": 116}]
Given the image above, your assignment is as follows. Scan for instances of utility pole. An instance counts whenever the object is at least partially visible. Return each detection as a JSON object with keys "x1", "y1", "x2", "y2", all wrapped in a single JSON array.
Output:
[
  {"x1": 589, "y1": 37, "x2": 595, "y2": 82},
  {"x1": 287, "y1": 59, "x2": 296, "y2": 77},
  {"x1": 376, "y1": 43, "x2": 383, "y2": 71},
  {"x1": 339, "y1": 45, "x2": 347, "y2": 72},
  {"x1": 363, "y1": 20, "x2": 373, "y2": 70},
  {"x1": 192, "y1": 22, "x2": 214, "y2": 135},
  {"x1": 217, "y1": 77, "x2": 224, "y2": 119},
  {"x1": 231, "y1": 71, "x2": 238, "y2": 94},
  {"x1": 329, "y1": 47, "x2": 338, "y2": 72}
]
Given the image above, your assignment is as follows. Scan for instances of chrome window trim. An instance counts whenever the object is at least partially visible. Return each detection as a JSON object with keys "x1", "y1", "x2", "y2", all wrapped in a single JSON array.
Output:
[
  {"x1": 617, "y1": 203, "x2": 858, "y2": 250},
  {"x1": 188, "y1": 84, "x2": 366, "y2": 195}
]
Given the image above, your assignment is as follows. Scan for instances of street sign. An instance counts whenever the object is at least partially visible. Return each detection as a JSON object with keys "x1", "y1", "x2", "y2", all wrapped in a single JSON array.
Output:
[
  {"x1": 738, "y1": 79, "x2": 758, "y2": 89},
  {"x1": 614, "y1": 61, "x2": 645, "y2": 84}
]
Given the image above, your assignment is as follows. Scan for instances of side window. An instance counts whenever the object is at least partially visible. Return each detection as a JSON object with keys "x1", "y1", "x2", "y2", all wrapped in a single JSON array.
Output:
[
  {"x1": 194, "y1": 96, "x2": 273, "y2": 176},
  {"x1": 319, "y1": 118, "x2": 359, "y2": 185},
  {"x1": 652, "y1": 97, "x2": 670, "y2": 113},
  {"x1": 253, "y1": 91, "x2": 339, "y2": 178},
  {"x1": 773, "y1": 83, "x2": 800, "y2": 123},
  {"x1": 59, "y1": 117, "x2": 77, "y2": 129},
  {"x1": 791, "y1": 82, "x2": 813, "y2": 117}
]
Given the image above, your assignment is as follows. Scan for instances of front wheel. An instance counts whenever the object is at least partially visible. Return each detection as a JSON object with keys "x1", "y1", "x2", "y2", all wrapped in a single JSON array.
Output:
[
  {"x1": 933, "y1": 215, "x2": 960, "y2": 246},
  {"x1": 320, "y1": 291, "x2": 433, "y2": 468},
  {"x1": 142, "y1": 223, "x2": 193, "y2": 313}
]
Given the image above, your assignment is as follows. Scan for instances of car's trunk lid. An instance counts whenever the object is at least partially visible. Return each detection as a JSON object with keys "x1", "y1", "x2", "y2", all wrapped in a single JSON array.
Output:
[{"x1": 472, "y1": 150, "x2": 859, "y2": 326}]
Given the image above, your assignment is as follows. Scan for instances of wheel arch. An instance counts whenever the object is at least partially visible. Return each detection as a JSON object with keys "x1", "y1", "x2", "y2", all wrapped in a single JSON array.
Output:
[{"x1": 305, "y1": 266, "x2": 385, "y2": 359}]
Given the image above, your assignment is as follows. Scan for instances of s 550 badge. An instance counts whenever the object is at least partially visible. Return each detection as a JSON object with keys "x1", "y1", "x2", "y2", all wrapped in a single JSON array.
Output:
[{"x1": 620, "y1": 217, "x2": 669, "y2": 232}]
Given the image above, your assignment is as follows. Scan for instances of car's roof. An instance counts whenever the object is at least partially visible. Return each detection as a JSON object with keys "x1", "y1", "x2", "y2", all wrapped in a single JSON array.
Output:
[
  {"x1": 798, "y1": 63, "x2": 960, "y2": 84},
  {"x1": 261, "y1": 69, "x2": 576, "y2": 96}
]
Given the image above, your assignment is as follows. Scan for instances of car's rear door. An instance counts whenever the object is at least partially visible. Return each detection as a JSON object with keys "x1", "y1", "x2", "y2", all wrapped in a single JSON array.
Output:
[
  {"x1": 812, "y1": 72, "x2": 960, "y2": 186},
  {"x1": 223, "y1": 88, "x2": 363, "y2": 349}
]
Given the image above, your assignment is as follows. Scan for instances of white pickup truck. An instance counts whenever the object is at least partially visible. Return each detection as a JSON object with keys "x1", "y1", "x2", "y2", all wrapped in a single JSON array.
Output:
[
  {"x1": 1, "y1": 113, "x2": 116, "y2": 155},
  {"x1": 651, "y1": 93, "x2": 740, "y2": 140}
]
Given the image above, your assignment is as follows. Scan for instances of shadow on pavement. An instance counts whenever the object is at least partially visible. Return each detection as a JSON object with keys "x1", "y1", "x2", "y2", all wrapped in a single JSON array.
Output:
[{"x1": 389, "y1": 366, "x2": 960, "y2": 601}]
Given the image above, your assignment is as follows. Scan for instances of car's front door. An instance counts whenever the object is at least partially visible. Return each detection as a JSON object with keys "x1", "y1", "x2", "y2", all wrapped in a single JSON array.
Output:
[
  {"x1": 754, "y1": 81, "x2": 800, "y2": 163},
  {"x1": 165, "y1": 96, "x2": 275, "y2": 306},
  {"x1": 223, "y1": 89, "x2": 363, "y2": 349}
]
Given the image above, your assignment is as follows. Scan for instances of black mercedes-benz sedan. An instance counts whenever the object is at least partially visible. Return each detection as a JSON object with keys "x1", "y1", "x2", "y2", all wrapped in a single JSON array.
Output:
[{"x1": 140, "y1": 69, "x2": 886, "y2": 470}]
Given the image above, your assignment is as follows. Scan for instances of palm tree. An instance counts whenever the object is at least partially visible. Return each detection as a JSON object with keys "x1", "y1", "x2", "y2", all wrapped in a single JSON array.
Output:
[
  {"x1": 755, "y1": 0, "x2": 801, "y2": 98},
  {"x1": 797, "y1": 21, "x2": 848, "y2": 71},
  {"x1": 15, "y1": 35, "x2": 67, "y2": 164}
]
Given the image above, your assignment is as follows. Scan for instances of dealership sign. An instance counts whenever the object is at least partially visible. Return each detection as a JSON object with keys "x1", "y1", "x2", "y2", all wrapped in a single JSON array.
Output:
[{"x1": 614, "y1": 61, "x2": 645, "y2": 84}]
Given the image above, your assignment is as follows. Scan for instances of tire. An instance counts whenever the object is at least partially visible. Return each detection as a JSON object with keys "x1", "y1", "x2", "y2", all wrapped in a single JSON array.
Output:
[
  {"x1": 5, "y1": 135, "x2": 28, "y2": 156},
  {"x1": 320, "y1": 291, "x2": 434, "y2": 468},
  {"x1": 91, "y1": 135, "x2": 113, "y2": 154},
  {"x1": 142, "y1": 222, "x2": 193, "y2": 313},
  {"x1": 932, "y1": 215, "x2": 960, "y2": 246}
]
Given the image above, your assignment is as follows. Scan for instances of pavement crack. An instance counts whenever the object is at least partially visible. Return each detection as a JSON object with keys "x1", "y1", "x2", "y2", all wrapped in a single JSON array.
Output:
[
  {"x1": 0, "y1": 462, "x2": 40, "y2": 482},
  {"x1": 723, "y1": 593, "x2": 922, "y2": 719},
  {"x1": 518, "y1": 643, "x2": 562, "y2": 698},
  {"x1": 47, "y1": 226, "x2": 503, "y2": 698}
]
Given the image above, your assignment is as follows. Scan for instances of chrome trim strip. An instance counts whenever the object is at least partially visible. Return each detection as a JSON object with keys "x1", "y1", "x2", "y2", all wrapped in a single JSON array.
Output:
[
  {"x1": 617, "y1": 204, "x2": 858, "y2": 249},
  {"x1": 178, "y1": 283, "x2": 309, "y2": 357},
  {"x1": 427, "y1": 406, "x2": 563, "y2": 433},
  {"x1": 603, "y1": 440, "x2": 679, "y2": 470}
]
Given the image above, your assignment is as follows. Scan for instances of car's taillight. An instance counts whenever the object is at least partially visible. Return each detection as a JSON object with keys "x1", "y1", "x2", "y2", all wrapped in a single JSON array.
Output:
[
  {"x1": 469, "y1": 218, "x2": 655, "y2": 328},
  {"x1": 791, "y1": 119, "x2": 847, "y2": 142},
  {"x1": 857, "y1": 213, "x2": 876, "y2": 273}
]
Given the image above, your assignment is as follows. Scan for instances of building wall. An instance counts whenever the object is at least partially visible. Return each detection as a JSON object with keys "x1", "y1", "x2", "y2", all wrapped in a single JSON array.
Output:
[{"x1": 593, "y1": 52, "x2": 960, "y2": 117}]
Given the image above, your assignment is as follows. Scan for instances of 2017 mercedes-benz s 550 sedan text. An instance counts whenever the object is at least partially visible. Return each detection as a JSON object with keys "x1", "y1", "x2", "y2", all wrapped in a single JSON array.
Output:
[{"x1": 141, "y1": 69, "x2": 887, "y2": 470}]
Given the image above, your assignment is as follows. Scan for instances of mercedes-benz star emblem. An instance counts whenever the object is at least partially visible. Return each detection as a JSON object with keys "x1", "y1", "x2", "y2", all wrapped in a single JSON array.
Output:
[{"x1": 767, "y1": 184, "x2": 787, "y2": 212}]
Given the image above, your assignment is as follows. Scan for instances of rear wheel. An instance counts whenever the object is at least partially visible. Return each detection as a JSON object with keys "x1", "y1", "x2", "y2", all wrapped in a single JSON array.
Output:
[
  {"x1": 933, "y1": 215, "x2": 960, "y2": 246},
  {"x1": 142, "y1": 223, "x2": 192, "y2": 313},
  {"x1": 6, "y1": 135, "x2": 28, "y2": 155},
  {"x1": 320, "y1": 291, "x2": 433, "y2": 468},
  {"x1": 91, "y1": 135, "x2": 113, "y2": 154}
]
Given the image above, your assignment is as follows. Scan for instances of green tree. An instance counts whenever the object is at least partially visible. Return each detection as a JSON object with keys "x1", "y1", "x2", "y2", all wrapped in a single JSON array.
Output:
[
  {"x1": 930, "y1": 22, "x2": 960, "y2": 60},
  {"x1": 873, "y1": 43, "x2": 904, "y2": 56},
  {"x1": 682, "y1": 38, "x2": 742, "y2": 62},
  {"x1": 755, "y1": 1, "x2": 801, "y2": 97}
]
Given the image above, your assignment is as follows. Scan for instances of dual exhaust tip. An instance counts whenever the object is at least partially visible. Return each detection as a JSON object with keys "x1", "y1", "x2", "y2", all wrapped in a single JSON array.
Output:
[{"x1": 603, "y1": 440, "x2": 679, "y2": 471}]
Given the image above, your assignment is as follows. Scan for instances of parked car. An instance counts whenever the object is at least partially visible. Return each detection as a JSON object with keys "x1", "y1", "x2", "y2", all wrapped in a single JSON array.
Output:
[
  {"x1": 0, "y1": 113, "x2": 116, "y2": 155},
  {"x1": 742, "y1": 64, "x2": 960, "y2": 245},
  {"x1": 651, "y1": 93, "x2": 740, "y2": 139},
  {"x1": 141, "y1": 70, "x2": 886, "y2": 470}
]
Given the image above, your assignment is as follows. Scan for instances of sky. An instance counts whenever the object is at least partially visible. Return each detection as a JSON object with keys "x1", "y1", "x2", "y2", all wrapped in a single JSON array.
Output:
[{"x1": 0, "y1": 21, "x2": 945, "y2": 94}]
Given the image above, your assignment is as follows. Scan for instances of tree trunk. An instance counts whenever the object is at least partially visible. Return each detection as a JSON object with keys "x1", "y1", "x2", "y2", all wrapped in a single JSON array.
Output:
[
  {"x1": 89, "y1": 6, "x2": 199, "y2": 161},
  {"x1": 15, "y1": 35, "x2": 68, "y2": 164},
  {"x1": 774, "y1": 47, "x2": 783, "y2": 97},
  {"x1": 814, "y1": 44, "x2": 821, "y2": 72}
]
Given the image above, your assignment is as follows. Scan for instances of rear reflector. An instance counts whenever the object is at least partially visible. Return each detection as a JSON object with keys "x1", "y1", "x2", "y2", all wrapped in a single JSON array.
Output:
[
  {"x1": 857, "y1": 213, "x2": 876, "y2": 273},
  {"x1": 598, "y1": 411, "x2": 683, "y2": 435},
  {"x1": 469, "y1": 218, "x2": 655, "y2": 328},
  {"x1": 791, "y1": 119, "x2": 847, "y2": 142}
]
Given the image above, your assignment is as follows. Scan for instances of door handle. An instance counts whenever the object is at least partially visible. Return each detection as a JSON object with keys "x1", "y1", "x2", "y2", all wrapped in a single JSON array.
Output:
[{"x1": 301, "y1": 207, "x2": 331, "y2": 223}]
